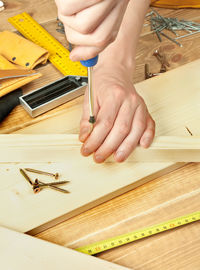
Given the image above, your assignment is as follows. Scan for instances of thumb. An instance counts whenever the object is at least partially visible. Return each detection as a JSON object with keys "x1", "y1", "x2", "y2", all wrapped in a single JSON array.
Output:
[{"x1": 70, "y1": 46, "x2": 102, "y2": 62}]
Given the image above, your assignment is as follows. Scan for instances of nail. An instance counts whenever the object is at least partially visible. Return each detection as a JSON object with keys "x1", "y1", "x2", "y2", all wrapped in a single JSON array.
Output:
[
  {"x1": 37, "y1": 181, "x2": 69, "y2": 187},
  {"x1": 34, "y1": 179, "x2": 70, "y2": 194},
  {"x1": 19, "y1": 168, "x2": 33, "y2": 186},
  {"x1": 32, "y1": 179, "x2": 41, "y2": 193},
  {"x1": 141, "y1": 137, "x2": 151, "y2": 148},
  {"x1": 81, "y1": 146, "x2": 91, "y2": 156},
  {"x1": 38, "y1": 180, "x2": 70, "y2": 194},
  {"x1": 70, "y1": 53, "x2": 78, "y2": 61},
  {"x1": 79, "y1": 127, "x2": 91, "y2": 142},
  {"x1": 115, "y1": 151, "x2": 125, "y2": 162},
  {"x1": 25, "y1": 168, "x2": 59, "y2": 179},
  {"x1": 94, "y1": 155, "x2": 105, "y2": 163}
]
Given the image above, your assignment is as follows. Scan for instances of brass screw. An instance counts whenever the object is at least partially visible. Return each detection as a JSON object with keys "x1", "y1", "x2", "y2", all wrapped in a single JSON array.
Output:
[
  {"x1": 145, "y1": 64, "x2": 161, "y2": 80},
  {"x1": 35, "y1": 179, "x2": 70, "y2": 194},
  {"x1": 25, "y1": 168, "x2": 59, "y2": 179},
  {"x1": 19, "y1": 169, "x2": 40, "y2": 194},
  {"x1": 20, "y1": 168, "x2": 33, "y2": 186}
]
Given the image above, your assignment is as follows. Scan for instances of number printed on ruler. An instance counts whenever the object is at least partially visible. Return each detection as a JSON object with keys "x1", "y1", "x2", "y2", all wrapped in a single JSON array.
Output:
[{"x1": 8, "y1": 12, "x2": 87, "y2": 76}]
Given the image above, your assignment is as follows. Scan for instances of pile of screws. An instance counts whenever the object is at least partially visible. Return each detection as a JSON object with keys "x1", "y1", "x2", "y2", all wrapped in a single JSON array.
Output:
[
  {"x1": 147, "y1": 10, "x2": 200, "y2": 47},
  {"x1": 20, "y1": 168, "x2": 70, "y2": 194}
]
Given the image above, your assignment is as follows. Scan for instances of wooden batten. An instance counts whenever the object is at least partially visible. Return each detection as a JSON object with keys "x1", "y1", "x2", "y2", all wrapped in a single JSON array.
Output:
[{"x1": 0, "y1": 134, "x2": 199, "y2": 163}]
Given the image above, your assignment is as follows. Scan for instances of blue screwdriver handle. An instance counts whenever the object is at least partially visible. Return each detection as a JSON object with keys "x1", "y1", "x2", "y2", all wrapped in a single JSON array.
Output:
[{"x1": 80, "y1": 55, "x2": 99, "y2": 67}]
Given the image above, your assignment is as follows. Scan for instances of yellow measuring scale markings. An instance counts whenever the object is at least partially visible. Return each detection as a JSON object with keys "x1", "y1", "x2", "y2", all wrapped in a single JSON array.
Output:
[
  {"x1": 76, "y1": 211, "x2": 200, "y2": 255},
  {"x1": 8, "y1": 12, "x2": 87, "y2": 76}
]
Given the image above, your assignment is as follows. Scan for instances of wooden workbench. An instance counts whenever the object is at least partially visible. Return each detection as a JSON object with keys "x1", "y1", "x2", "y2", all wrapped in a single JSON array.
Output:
[{"x1": 1, "y1": 1, "x2": 200, "y2": 269}]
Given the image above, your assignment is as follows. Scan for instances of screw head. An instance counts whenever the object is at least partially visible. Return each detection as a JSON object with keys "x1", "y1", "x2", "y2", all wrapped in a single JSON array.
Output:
[{"x1": 55, "y1": 173, "x2": 59, "y2": 179}]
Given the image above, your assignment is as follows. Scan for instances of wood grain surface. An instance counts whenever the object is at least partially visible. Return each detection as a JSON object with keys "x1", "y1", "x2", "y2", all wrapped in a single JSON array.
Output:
[
  {"x1": 37, "y1": 162, "x2": 200, "y2": 270},
  {"x1": 1, "y1": 134, "x2": 200, "y2": 162},
  {"x1": 1, "y1": 59, "x2": 200, "y2": 234},
  {"x1": 0, "y1": 2, "x2": 200, "y2": 269},
  {"x1": 0, "y1": 226, "x2": 131, "y2": 270}
]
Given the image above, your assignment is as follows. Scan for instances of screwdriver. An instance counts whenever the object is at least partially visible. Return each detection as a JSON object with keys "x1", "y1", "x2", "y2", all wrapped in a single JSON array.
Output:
[{"x1": 80, "y1": 55, "x2": 99, "y2": 124}]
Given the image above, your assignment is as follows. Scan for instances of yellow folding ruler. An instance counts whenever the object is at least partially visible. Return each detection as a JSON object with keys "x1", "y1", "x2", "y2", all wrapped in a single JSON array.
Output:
[
  {"x1": 76, "y1": 211, "x2": 200, "y2": 255},
  {"x1": 8, "y1": 12, "x2": 87, "y2": 76}
]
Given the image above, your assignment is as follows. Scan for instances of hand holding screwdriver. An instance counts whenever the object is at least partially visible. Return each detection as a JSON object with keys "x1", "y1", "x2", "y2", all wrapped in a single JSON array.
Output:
[
  {"x1": 55, "y1": 0, "x2": 130, "y2": 61},
  {"x1": 56, "y1": 0, "x2": 155, "y2": 163}
]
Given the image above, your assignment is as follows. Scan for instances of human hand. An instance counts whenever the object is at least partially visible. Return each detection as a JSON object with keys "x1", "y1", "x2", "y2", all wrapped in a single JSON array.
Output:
[
  {"x1": 79, "y1": 64, "x2": 155, "y2": 163},
  {"x1": 55, "y1": 0, "x2": 130, "y2": 61}
]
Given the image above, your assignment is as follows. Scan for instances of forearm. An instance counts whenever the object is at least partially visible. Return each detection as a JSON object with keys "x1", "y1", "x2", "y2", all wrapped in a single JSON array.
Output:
[{"x1": 97, "y1": 0, "x2": 150, "y2": 74}]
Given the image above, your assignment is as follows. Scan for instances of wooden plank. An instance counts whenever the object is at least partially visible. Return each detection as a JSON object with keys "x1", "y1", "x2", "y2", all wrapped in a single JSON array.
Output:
[
  {"x1": 0, "y1": 153, "x2": 182, "y2": 234},
  {"x1": 0, "y1": 226, "x2": 130, "y2": 270},
  {"x1": 0, "y1": 60, "x2": 200, "y2": 233},
  {"x1": 1, "y1": 5, "x2": 199, "y2": 269},
  {"x1": 0, "y1": 134, "x2": 200, "y2": 162},
  {"x1": 36, "y1": 162, "x2": 200, "y2": 270}
]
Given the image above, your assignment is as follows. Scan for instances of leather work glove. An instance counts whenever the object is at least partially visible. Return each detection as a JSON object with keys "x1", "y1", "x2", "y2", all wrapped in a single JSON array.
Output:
[{"x1": 0, "y1": 31, "x2": 49, "y2": 69}]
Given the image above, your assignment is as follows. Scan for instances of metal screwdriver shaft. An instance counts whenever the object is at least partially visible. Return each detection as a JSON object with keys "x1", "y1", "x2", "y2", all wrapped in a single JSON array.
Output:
[
  {"x1": 87, "y1": 66, "x2": 95, "y2": 124},
  {"x1": 80, "y1": 56, "x2": 99, "y2": 124}
]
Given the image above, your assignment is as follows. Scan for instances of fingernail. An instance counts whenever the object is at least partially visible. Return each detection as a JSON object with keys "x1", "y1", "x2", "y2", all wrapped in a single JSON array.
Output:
[
  {"x1": 79, "y1": 128, "x2": 90, "y2": 142},
  {"x1": 94, "y1": 155, "x2": 104, "y2": 163},
  {"x1": 115, "y1": 151, "x2": 125, "y2": 162},
  {"x1": 81, "y1": 146, "x2": 91, "y2": 156},
  {"x1": 70, "y1": 53, "x2": 78, "y2": 61},
  {"x1": 141, "y1": 137, "x2": 151, "y2": 148}
]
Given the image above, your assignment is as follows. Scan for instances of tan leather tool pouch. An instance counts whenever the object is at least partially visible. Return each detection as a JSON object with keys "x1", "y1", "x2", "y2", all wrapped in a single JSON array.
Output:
[{"x1": 0, "y1": 31, "x2": 49, "y2": 69}]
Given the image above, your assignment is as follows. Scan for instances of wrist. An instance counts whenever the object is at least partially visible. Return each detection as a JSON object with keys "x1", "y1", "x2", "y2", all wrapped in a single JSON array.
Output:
[{"x1": 96, "y1": 45, "x2": 136, "y2": 79}]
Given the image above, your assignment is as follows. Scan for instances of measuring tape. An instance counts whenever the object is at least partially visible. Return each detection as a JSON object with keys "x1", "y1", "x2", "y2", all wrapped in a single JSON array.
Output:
[
  {"x1": 8, "y1": 12, "x2": 87, "y2": 76},
  {"x1": 76, "y1": 211, "x2": 200, "y2": 255}
]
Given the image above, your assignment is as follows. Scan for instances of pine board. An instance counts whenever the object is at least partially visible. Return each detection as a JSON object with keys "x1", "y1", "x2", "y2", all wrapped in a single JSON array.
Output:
[
  {"x1": 0, "y1": 60, "x2": 200, "y2": 234},
  {"x1": 0, "y1": 226, "x2": 130, "y2": 270},
  {"x1": 0, "y1": 135, "x2": 200, "y2": 162}
]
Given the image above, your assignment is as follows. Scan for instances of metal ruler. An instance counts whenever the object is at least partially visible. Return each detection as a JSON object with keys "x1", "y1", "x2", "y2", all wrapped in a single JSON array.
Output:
[
  {"x1": 8, "y1": 12, "x2": 87, "y2": 76},
  {"x1": 76, "y1": 211, "x2": 200, "y2": 255}
]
